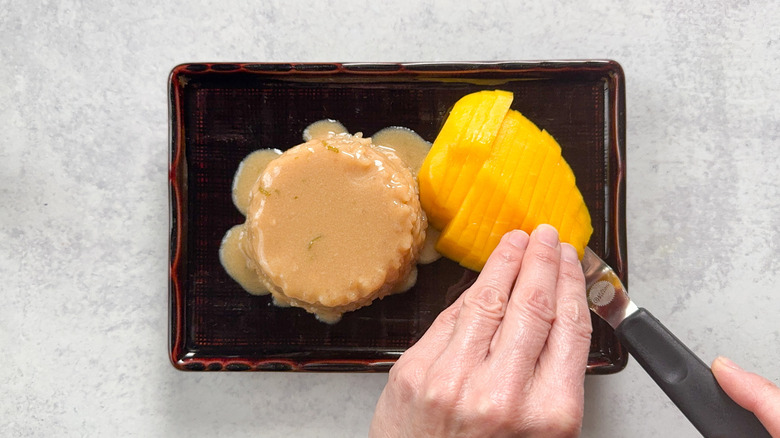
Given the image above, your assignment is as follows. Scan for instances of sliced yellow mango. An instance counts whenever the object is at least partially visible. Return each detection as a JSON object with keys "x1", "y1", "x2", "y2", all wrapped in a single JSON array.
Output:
[
  {"x1": 418, "y1": 90, "x2": 593, "y2": 270},
  {"x1": 437, "y1": 110, "x2": 525, "y2": 263},
  {"x1": 418, "y1": 92, "x2": 482, "y2": 228},
  {"x1": 458, "y1": 113, "x2": 527, "y2": 255},
  {"x1": 548, "y1": 173, "x2": 575, "y2": 228},
  {"x1": 518, "y1": 130, "x2": 561, "y2": 232},
  {"x1": 442, "y1": 91, "x2": 513, "y2": 213},
  {"x1": 476, "y1": 119, "x2": 545, "y2": 266},
  {"x1": 419, "y1": 90, "x2": 513, "y2": 229},
  {"x1": 464, "y1": 113, "x2": 541, "y2": 268},
  {"x1": 558, "y1": 191, "x2": 591, "y2": 258}
]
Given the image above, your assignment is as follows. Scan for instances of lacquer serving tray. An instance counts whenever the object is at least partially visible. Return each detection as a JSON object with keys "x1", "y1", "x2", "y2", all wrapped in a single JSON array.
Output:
[{"x1": 168, "y1": 61, "x2": 627, "y2": 372}]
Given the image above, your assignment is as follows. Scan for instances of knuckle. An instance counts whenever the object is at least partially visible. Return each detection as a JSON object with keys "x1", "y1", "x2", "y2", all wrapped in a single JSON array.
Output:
[
  {"x1": 436, "y1": 302, "x2": 460, "y2": 326},
  {"x1": 387, "y1": 359, "x2": 424, "y2": 400},
  {"x1": 557, "y1": 265, "x2": 584, "y2": 286},
  {"x1": 531, "y1": 247, "x2": 559, "y2": 268},
  {"x1": 494, "y1": 244, "x2": 523, "y2": 265},
  {"x1": 420, "y1": 377, "x2": 460, "y2": 412},
  {"x1": 558, "y1": 298, "x2": 593, "y2": 339},
  {"x1": 462, "y1": 283, "x2": 505, "y2": 319},
  {"x1": 516, "y1": 284, "x2": 556, "y2": 323},
  {"x1": 473, "y1": 394, "x2": 511, "y2": 425}
]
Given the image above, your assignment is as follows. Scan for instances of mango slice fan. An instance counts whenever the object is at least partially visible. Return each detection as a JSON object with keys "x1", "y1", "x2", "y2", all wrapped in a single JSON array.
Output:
[{"x1": 418, "y1": 90, "x2": 593, "y2": 271}]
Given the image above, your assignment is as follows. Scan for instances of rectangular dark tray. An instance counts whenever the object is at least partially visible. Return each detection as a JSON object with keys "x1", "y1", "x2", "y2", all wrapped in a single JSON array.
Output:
[{"x1": 169, "y1": 61, "x2": 628, "y2": 372}]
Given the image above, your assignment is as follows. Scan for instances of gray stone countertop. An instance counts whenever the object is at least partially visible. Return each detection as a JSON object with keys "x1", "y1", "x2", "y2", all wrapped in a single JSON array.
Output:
[{"x1": 2, "y1": 1, "x2": 778, "y2": 436}]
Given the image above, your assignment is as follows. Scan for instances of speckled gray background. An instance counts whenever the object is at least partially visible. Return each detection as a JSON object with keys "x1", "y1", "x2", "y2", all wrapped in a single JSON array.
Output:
[{"x1": 1, "y1": 1, "x2": 779, "y2": 436}]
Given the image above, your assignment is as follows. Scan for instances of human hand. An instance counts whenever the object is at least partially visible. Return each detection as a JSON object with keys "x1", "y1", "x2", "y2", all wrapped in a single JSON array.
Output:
[
  {"x1": 370, "y1": 225, "x2": 592, "y2": 438},
  {"x1": 712, "y1": 356, "x2": 780, "y2": 436}
]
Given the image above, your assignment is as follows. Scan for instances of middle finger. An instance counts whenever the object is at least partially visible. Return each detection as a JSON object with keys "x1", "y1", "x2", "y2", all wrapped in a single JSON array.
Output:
[{"x1": 490, "y1": 224, "x2": 561, "y2": 368}]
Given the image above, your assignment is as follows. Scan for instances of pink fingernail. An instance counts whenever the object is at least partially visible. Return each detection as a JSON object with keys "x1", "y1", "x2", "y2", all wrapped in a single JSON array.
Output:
[
  {"x1": 533, "y1": 224, "x2": 559, "y2": 248},
  {"x1": 508, "y1": 230, "x2": 529, "y2": 249},
  {"x1": 717, "y1": 356, "x2": 743, "y2": 371},
  {"x1": 561, "y1": 243, "x2": 578, "y2": 263}
]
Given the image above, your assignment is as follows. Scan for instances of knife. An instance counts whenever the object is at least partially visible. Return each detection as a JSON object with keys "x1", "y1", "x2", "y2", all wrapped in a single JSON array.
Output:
[{"x1": 581, "y1": 247, "x2": 770, "y2": 438}]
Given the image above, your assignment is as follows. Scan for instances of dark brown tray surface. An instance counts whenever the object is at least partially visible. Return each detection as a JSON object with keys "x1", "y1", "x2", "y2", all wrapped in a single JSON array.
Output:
[{"x1": 168, "y1": 61, "x2": 628, "y2": 372}]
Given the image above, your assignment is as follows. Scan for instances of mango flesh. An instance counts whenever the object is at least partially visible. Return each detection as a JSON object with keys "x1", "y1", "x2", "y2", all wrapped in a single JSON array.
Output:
[
  {"x1": 438, "y1": 111, "x2": 528, "y2": 263},
  {"x1": 419, "y1": 90, "x2": 593, "y2": 271},
  {"x1": 419, "y1": 90, "x2": 513, "y2": 229}
]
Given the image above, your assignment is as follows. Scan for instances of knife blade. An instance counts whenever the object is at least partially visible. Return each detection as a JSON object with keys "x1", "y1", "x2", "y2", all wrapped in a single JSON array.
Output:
[{"x1": 581, "y1": 247, "x2": 770, "y2": 438}]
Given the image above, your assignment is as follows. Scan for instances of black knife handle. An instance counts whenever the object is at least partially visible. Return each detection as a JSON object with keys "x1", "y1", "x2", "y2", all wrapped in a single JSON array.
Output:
[{"x1": 615, "y1": 308, "x2": 770, "y2": 438}]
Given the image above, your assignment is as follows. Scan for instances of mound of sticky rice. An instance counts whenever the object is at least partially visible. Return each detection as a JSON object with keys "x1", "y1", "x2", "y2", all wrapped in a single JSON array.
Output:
[{"x1": 241, "y1": 133, "x2": 426, "y2": 323}]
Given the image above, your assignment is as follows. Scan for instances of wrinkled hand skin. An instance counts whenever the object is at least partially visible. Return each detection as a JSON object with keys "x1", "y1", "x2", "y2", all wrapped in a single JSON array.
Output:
[
  {"x1": 370, "y1": 225, "x2": 592, "y2": 438},
  {"x1": 711, "y1": 356, "x2": 780, "y2": 436}
]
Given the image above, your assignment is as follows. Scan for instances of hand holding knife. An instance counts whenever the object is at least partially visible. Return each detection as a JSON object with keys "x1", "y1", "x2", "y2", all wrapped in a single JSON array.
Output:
[{"x1": 582, "y1": 248, "x2": 770, "y2": 437}]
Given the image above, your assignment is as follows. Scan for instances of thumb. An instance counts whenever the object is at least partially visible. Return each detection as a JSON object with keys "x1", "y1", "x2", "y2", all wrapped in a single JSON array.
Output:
[{"x1": 711, "y1": 356, "x2": 780, "y2": 437}]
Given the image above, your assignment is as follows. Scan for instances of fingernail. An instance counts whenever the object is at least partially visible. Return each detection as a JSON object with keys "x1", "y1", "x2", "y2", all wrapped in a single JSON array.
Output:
[
  {"x1": 533, "y1": 224, "x2": 559, "y2": 248},
  {"x1": 561, "y1": 243, "x2": 579, "y2": 263},
  {"x1": 717, "y1": 356, "x2": 743, "y2": 371},
  {"x1": 508, "y1": 230, "x2": 529, "y2": 249}
]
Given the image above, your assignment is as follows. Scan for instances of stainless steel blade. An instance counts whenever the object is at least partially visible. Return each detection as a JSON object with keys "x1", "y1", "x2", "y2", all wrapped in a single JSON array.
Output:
[{"x1": 582, "y1": 247, "x2": 638, "y2": 329}]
